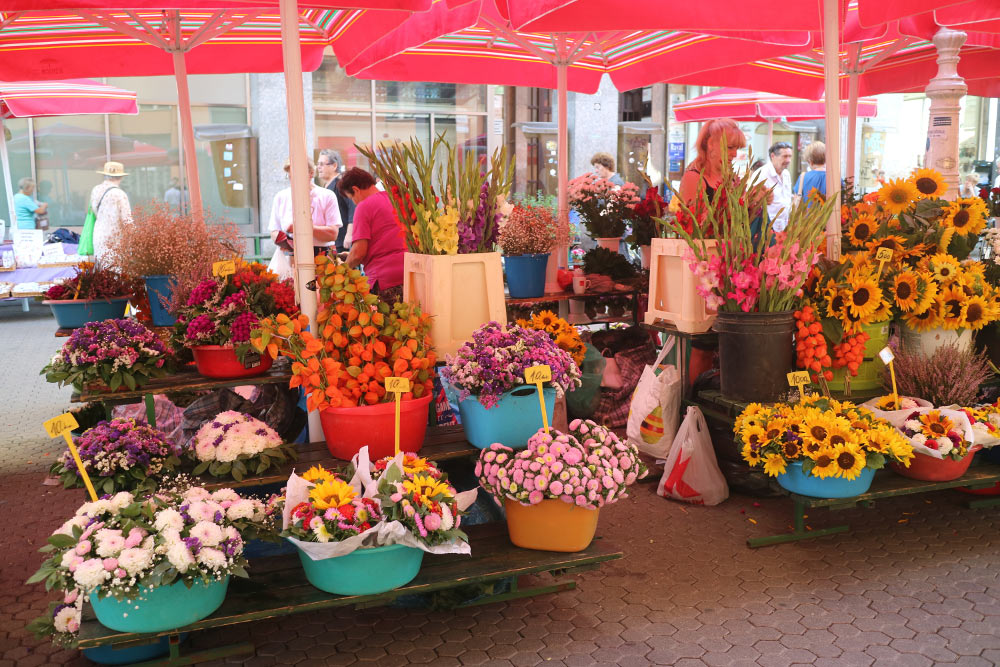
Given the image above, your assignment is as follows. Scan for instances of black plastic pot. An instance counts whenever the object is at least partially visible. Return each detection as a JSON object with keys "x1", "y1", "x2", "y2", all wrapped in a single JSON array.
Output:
[{"x1": 713, "y1": 310, "x2": 795, "y2": 403}]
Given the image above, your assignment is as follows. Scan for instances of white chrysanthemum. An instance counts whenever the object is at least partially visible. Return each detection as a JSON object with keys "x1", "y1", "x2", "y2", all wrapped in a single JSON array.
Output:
[
  {"x1": 184, "y1": 487, "x2": 212, "y2": 502},
  {"x1": 214, "y1": 440, "x2": 241, "y2": 463},
  {"x1": 441, "y1": 504, "x2": 454, "y2": 531},
  {"x1": 153, "y1": 508, "x2": 184, "y2": 532},
  {"x1": 197, "y1": 547, "x2": 227, "y2": 570},
  {"x1": 912, "y1": 434, "x2": 928, "y2": 446},
  {"x1": 904, "y1": 419, "x2": 921, "y2": 432},
  {"x1": 190, "y1": 521, "x2": 223, "y2": 547},
  {"x1": 226, "y1": 499, "x2": 257, "y2": 521},
  {"x1": 194, "y1": 438, "x2": 217, "y2": 462},
  {"x1": 60, "y1": 550, "x2": 80, "y2": 569},
  {"x1": 109, "y1": 492, "x2": 134, "y2": 512},
  {"x1": 72, "y1": 558, "x2": 110, "y2": 590},
  {"x1": 939, "y1": 439, "x2": 954, "y2": 455},
  {"x1": 53, "y1": 606, "x2": 80, "y2": 634},
  {"x1": 77, "y1": 499, "x2": 110, "y2": 517},
  {"x1": 189, "y1": 501, "x2": 223, "y2": 523},
  {"x1": 211, "y1": 489, "x2": 240, "y2": 503},
  {"x1": 55, "y1": 515, "x2": 88, "y2": 537},
  {"x1": 94, "y1": 530, "x2": 125, "y2": 558},
  {"x1": 117, "y1": 547, "x2": 154, "y2": 577},
  {"x1": 166, "y1": 543, "x2": 195, "y2": 573},
  {"x1": 223, "y1": 526, "x2": 240, "y2": 543}
]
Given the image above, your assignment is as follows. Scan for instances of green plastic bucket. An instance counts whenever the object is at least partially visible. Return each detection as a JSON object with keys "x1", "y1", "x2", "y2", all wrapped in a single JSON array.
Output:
[
  {"x1": 297, "y1": 543, "x2": 423, "y2": 595},
  {"x1": 90, "y1": 577, "x2": 229, "y2": 633},
  {"x1": 826, "y1": 321, "x2": 890, "y2": 392}
]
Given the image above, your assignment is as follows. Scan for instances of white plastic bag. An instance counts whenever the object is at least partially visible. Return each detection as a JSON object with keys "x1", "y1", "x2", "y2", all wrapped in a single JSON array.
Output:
[
  {"x1": 627, "y1": 336, "x2": 681, "y2": 459},
  {"x1": 267, "y1": 248, "x2": 294, "y2": 281},
  {"x1": 657, "y1": 406, "x2": 728, "y2": 506}
]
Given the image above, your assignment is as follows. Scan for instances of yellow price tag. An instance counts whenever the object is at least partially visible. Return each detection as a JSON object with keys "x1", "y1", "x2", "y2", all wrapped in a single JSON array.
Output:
[
  {"x1": 874, "y1": 247, "x2": 893, "y2": 261},
  {"x1": 385, "y1": 377, "x2": 411, "y2": 394},
  {"x1": 212, "y1": 260, "x2": 237, "y2": 277},
  {"x1": 525, "y1": 365, "x2": 552, "y2": 384},
  {"x1": 43, "y1": 412, "x2": 97, "y2": 501},
  {"x1": 786, "y1": 371, "x2": 810, "y2": 403}
]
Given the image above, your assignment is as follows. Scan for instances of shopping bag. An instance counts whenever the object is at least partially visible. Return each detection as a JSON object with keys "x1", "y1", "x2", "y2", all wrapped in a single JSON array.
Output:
[
  {"x1": 268, "y1": 248, "x2": 294, "y2": 281},
  {"x1": 657, "y1": 406, "x2": 728, "y2": 506},
  {"x1": 627, "y1": 336, "x2": 681, "y2": 459},
  {"x1": 78, "y1": 206, "x2": 96, "y2": 256},
  {"x1": 600, "y1": 349, "x2": 624, "y2": 389}
]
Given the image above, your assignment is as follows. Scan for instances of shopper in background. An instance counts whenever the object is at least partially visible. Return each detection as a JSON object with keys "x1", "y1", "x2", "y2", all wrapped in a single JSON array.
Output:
[
  {"x1": 13, "y1": 177, "x2": 46, "y2": 230},
  {"x1": 90, "y1": 162, "x2": 131, "y2": 262},
  {"x1": 267, "y1": 158, "x2": 341, "y2": 279},
  {"x1": 591, "y1": 152, "x2": 625, "y2": 186},
  {"x1": 755, "y1": 141, "x2": 793, "y2": 231},
  {"x1": 339, "y1": 167, "x2": 406, "y2": 304},
  {"x1": 959, "y1": 173, "x2": 981, "y2": 198},
  {"x1": 793, "y1": 141, "x2": 827, "y2": 208},
  {"x1": 317, "y1": 149, "x2": 355, "y2": 252}
]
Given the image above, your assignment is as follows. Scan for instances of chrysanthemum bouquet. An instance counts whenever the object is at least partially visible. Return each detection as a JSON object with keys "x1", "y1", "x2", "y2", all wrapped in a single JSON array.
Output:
[
  {"x1": 375, "y1": 457, "x2": 468, "y2": 547},
  {"x1": 189, "y1": 411, "x2": 297, "y2": 481},
  {"x1": 568, "y1": 173, "x2": 640, "y2": 239},
  {"x1": 172, "y1": 261, "x2": 298, "y2": 364},
  {"x1": 898, "y1": 409, "x2": 975, "y2": 460},
  {"x1": 476, "y1": 420, "x2": 648, "y2": 509},
  {"x1": 963, "y1": 402, "x2": 1000, "y2": 449},
  {"x1": 285, "y1": 466, "x2": 383, "y2": 543},
  {"x1": 498, "y1": 204, "x2": 558, "y2": 255},
  {"x1": 42, "y1": 318, "x2": 169, "y2": 392},
  {"x1": 254, "y1": 256, "x2": 436, "y2": 412},
  {"x1": 516, "y1": 310, "x2": 586, "y2": 367},
  {"x1": 50, "y1": 418, "x2": 181, "y2": 494},
  {"x1": 442, "y1": 321, "x2": 582, "y2": 409},
  {"x1": 360, "y1": 136, "x2": 513, "y2": 255},
  {"x1": 734, "y1": 396, "x2": 913, "y2": 480}
]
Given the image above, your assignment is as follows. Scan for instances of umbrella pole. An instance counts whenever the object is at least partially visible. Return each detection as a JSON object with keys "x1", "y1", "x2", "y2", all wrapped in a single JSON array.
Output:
[
  {"x1": 822, "y1": 0, "x2": 841, "y2": 260},
  {"x1": 279, "y1": 0, "x2": 320, "y2": 442},
  {"x1": 846, "y1": 72, "x2": 859, "y2": 192},
  {"x1": 767, "y1": 119, "x2": 773, "y2": 147},
  {"x1": 0, "y1": 117, "x2": 15, "y2": 234},
  {"x1": 556, "y1": 59, "x2": 569, "y2": 272},
  {"x1": 172, "y1": 51, "x2": 204, "y2": 220}
]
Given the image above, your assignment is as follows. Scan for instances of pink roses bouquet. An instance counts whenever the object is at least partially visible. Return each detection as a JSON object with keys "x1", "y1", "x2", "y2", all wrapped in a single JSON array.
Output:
[{"x1": 475, "y1": 419, "x2": 648, "y2": 509}]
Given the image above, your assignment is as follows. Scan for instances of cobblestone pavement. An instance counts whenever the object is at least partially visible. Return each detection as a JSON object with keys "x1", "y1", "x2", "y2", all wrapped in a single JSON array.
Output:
[{"x1": 3, "y1": 304, "x2": 1000, "y2": 666}]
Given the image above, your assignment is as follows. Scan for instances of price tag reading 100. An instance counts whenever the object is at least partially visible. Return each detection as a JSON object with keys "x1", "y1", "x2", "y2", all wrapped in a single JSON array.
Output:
[{"x1": 525, "y1": 365, "x2": 552, "y2": 433}]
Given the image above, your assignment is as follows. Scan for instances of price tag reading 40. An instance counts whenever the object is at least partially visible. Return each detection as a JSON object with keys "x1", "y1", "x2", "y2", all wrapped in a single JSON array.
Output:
[
  {"x1": 385, "y1": 377, "x2": 411, "y2": 455},
  {"x1": 212, "y1": 260, "x2": 237, "y2": 277},
  {"x1": 786, "y1": 371, "x2": 811, "y2": 403},
  {"x1": 43, "y1": 413, "x2": 98, "y2": 501},
  {"x1": 525, "y1": 365, "x2": 552, "y2": 433}
]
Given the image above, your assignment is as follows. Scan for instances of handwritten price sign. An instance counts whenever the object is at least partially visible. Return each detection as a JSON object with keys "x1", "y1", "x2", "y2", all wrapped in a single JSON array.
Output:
[
  {"x1": 212, "y1": 260, "x2": 237, "y2": 277},
  {"x1": 386, "y1": 377, "x2": 411, "y2": 455},
  {"x1": 525, "y1": 365, "x2": 552, "y2": 433},
  {"x1": 44, "y1": 412, "x2": 97, "y2": 501},
  {"x1": 879, "y1": 346, "x2": 900, "y2": 409},
  {"x1": 786, "y1": 371, "x2": 810, "y2": 403},
  {"x1": 875, "y1": 247, "x2": 892, "y2": 279}
]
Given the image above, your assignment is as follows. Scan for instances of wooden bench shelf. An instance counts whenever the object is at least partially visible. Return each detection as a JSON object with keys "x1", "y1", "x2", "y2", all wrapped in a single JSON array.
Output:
[{"x1": 70, "y1": 366, "x2": 293, "y2": 405}]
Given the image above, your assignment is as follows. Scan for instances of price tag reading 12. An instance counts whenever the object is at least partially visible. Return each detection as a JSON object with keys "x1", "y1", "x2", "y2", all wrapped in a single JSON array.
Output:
[
  {"x1": 385, "y1": 377, "x2": 411, "y2": 455},
  {"x1": 525, "y1": 365, "x2": 552, "y2": 433},
  {"x1": 44, "y1": 413, "x2": 98, "y2": 501}
]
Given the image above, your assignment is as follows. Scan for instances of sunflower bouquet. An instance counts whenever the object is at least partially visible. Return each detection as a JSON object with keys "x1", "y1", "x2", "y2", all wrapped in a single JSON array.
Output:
[
  {"x1": 963, "y1": 402, "x2": 1000, "y2": 449},
  {"x1": 516, "y1": 310, "x2": 587, "y2": 366},
  {"x1": 898, "y1": 409, "x2": 975, "y2": 461},
  {"x1": 734, "y1": 395, "x2": 913, "y2": 480},
  {"x1": 900, "y1": 255, "x2": 998, "y2": 332}
]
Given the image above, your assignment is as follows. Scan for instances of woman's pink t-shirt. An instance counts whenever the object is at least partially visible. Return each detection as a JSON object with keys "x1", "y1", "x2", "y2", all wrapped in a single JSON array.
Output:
[{"x1": 352, "y1": 191, "x2": 406, "y2": 289}]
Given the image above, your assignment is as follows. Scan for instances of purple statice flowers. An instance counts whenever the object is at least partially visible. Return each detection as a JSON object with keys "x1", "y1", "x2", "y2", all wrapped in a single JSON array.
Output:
[
  {"x1": 43, "y1": 319, "x2": 169, "y2": 392},
  {"x1": 56, "y1": 418, "x2": 180, "y2": 491}
]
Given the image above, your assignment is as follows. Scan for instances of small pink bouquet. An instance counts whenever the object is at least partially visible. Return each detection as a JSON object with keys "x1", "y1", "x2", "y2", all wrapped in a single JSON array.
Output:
[
  {"x1": 568, "y1": 173, "x2": 640, "y2": 239},
  {"x1": 476, "y1": 419, "x2": 648, "y2": 509}
]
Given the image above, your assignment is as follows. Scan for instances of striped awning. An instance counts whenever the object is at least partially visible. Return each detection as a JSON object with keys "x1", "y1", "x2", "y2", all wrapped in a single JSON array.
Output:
[
  {"x1": 673, "y1": 87, "x2": 878, "y2": 123},
  {"x1": 0, "y1": 79, "x2": 138, "y2": 119}
]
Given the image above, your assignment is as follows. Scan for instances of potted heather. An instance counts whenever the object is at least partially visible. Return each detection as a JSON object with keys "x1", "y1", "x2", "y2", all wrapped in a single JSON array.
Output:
[
  {"x1": 42, "y1": 319, "x2": 170, "y2": 392},
  {"x1": 499, "y1": 203, "x2": 557, "y2": 298},
  {"x1": 254, "y1": 256, "x2": 436, "y2": 460},
  {"x1": 42, "y1": 262, "x2": 143, "y2": 329},
  {"x1": 50, "y1": 418, "x2": 181, "y2": 495},
  {"x1": 173, "y1": 262, "x2": 298, "y2": 379},
  {"x1": 476, "y1": 420, "x2": 647, "y2": 552},
  {"x1": 442, "y1": 321, "x2": 581, "y2": 449},
  {"x1": 567, "y1": 173, "x2": 640, "y2": 252},
  {"x1": 188, "y1": 411, "x2": 297, "y2": 481},
  {"x1": 26, "y1": 486, "x2": 269, "y2": 634},
  {"x1": 280, "y1": 452, "x2": 474, "y2": 596}
]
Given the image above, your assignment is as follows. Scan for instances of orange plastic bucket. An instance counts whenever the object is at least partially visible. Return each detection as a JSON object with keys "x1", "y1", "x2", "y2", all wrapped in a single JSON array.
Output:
[
  {"x1": 319, "y1": 394, "x2": 432, "y2": 461},
  {"x1": 504, "y1": 498, "x2": 599, "y2": 552},
  {"x1": 191, "y1": 345, "x2": 273, "y2": 379},
  {"x1": 890, "y1": 450, "x2": 976, "y2": 482}
]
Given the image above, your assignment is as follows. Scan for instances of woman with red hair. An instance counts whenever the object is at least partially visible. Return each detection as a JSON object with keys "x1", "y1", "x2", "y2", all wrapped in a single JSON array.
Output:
[{"x1": 678, "y1": 118, "x2": 747, "y2": 207}]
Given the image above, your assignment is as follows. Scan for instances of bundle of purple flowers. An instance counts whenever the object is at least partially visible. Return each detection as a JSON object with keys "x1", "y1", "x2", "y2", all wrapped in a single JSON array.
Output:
[
  {"x1": 42, "y1": 318, "x2": 169, "y2": 392},
  {"x1": 442, "y1": 321, "x2": 581, "y2": 409},
  {"x1": 50, "y1": 418, "x2": 181, "y2": 494}
]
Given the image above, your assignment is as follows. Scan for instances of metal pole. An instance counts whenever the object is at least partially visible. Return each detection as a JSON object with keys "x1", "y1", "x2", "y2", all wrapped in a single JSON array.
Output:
[
  {"x1": 0, "y1": 117, "x2": 16, "y2": 232},
  {"x1": 279, "y1": 0, "x2": 320, "y2": 442},
  {"x1": 172, "y1": 51, "x2": 204, "y2": 219},
  {"x1": 846, "y1": 71, "x2": 859, "y2": 190},
  {"x1": 822, "y1": 0, "x2": 841, "y2": 260},
  {"x1": 767, "y1": 119, "x2": 773, "y2": 148}
]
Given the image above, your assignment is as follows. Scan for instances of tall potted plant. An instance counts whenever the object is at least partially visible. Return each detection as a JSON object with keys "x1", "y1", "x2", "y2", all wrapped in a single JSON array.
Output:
[
  {"x1": 42, "y1": 262, "x2": 144, "y2": 329},
  {"x1": 567, "y1": 173, "x2": 639, "y2": 252},
  {"x1": 499, "y1": 203, "x2": 557, "y2": 298},
  {"x1": 360, "y1": 136, "x2": 513, "y2": 357}
]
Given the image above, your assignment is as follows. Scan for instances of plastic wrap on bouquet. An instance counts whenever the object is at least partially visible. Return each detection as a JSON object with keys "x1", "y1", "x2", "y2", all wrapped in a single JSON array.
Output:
[
  {"x1": 886, "y1": 407, "x2": 977, "y2": 460},
  {"x1": 860, "y1": 397, "x2": 934, "y2": 429}
]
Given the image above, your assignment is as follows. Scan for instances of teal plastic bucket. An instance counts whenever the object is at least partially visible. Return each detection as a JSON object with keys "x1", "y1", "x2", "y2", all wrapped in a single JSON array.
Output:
[
  {"x1": 82, "y1": 633, "x2": 188, "y2": 664},
  {"x1": 143, "y1": 274, "x2": 176, "y2": 326},
  {"x1": 776, "y1": 460, "x2": 875, "y2": 499},
  {"x1": 459, "y1": 386, "x2": 555, "y2": 449},
  {"x1": 90, "y1": 577, "x2": 229, "y2": 633},
  {"x1": 297, "y1": 543, "x2": 423, "y2": 595},
  {"x1": 504, "y1": 253, "x2": 549, "y2": 298},
  {"x1": 45, "y1": 297, "x2": 130, "y2": 329}
]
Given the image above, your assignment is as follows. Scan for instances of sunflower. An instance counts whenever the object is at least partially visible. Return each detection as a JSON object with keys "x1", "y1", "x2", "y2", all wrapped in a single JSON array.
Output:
[
  {"x1": 823, "y1": 286, "x2": 848, "y2": 320},
  {"x1": 830, "y1": 443, "x2": 867, "y2": 480},
  {"x1": 802, "y1": 415, "x2": 836, "y2": 450},
  {"x1": 781, "y1": 437, "x2": 803, "y2": 460},
  {"x1": 938, "y1": 285, "x2": 967, "y2": 329},
  {"x1": 845, "y1": 274, "x2": 882, "y2": 319},
  {"x1": 742, "y1": 443, "x2": 764, "y2": 467},
  {"x1": 865, "y1": 425, "x2": 900, "y2": 454},
  {"x1": 909, "y1": 168, "x2": 947, "y2": 199},
  {"x1": 764, "y1": 418, "x2": 788, "y2": 442},
  {"x1": 826, "y1": 424, "x2": 858, "y2": 449},
  {"x1": 302, "y1": 465, "x2": 336, "y2": 484},
  {"x1": 741, "y1": 425, "x2": 768, "y2": 449},
  {"x1": 961, "y1": 295, "x2": 992, "y2": 330},
  {"x1": 810, "y1": 449, "x2": 839, "y2": 478},
  {"x1": 902, "y1": 304, "x2": 943, "y2": 332},
  {"x1": 878, "y1": 178, "x2": 919, "y2": 215},
  {"x1": 941, "y1": 198, "x2": 988, "y2": 237},
  {"x1": 927, "y1": 253, "x2": 961, "y2": 282},
  {"x1": 888, "y1": 270, "x2": 920, "y2": 311},
  {"x1": 914, "y1": 270, "x2": 939, "y2": 313},
  {"x1": 400, "y1": 453, "x2": 432, "y2": 475},
  {"x1": 847, "y1": 215, "x2": 876, "y2": 248},
  {"x1": 865, "y1": 234, "x2": 907, "y2": 259},
  {"x1": 532, "y1": 310, "x2": 560, "y2": 331},
  {"x1": 309, "y1": 478, "x2": 357, "y2": 510},
  {"x1": 888, "y1": 437, "x2": 915, "y2": 466},
  {"x1": 938, "y1": 226, "x2": 957, "y2": 253},
  {"x1": 403, "y1": 474, "x2": 454, "y2": 502},
  {"x1": 763, "y1": 453, "x2": 788, "y2": 477}
]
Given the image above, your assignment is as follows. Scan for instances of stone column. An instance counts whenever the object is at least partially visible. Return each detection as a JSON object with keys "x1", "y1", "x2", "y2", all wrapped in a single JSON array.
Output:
[
  {"x1": 569, "y1": 75, "x2": 620, "y2": 180},
  {"x1": 924, "y1": 27, "x2": 967, "y2": 198}
]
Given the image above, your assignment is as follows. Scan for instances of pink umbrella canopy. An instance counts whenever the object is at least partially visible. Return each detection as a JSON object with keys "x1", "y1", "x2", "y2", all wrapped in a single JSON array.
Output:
[
  {"x1": 0, "y1": 79, "x2": 137, "y2": 118},
  {"x1": 673, "y1": 87, "x2": 878, "y2": 123}
]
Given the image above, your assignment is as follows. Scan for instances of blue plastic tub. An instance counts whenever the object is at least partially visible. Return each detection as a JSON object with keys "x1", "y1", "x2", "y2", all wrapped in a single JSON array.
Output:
[
  {"x1": 776, "y1": 460, "x2": 876, "y2": 499},
  {"x1": 82, "y1": 633, "x2": 188, "y2": 664},
  {"x1": 143, "y1": 274, "x2": 176, "y2": 326},
  {"x1": 296, "y1": 543, "x2": 423, "y2": 595},
  {"x1": 504, "y1": 253, "x2": 550, "y2": 298},
  {"x1": 90, "y1": 577, "x2": 229, "y2": 633},
  {"x1": 459, "y1": 386, "x2": 555, "y2": 449},
  {"x1": 44, "y1": 297, "x2": 131, "y2": 329}
]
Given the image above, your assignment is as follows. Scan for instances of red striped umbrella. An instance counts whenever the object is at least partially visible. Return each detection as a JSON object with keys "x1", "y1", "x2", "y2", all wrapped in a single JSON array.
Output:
[{"x1": 673, "y1": 88, "x2": 878, "y2": 123}]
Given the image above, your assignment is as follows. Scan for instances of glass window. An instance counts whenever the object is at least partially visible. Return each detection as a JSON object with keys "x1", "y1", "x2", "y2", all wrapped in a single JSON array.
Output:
[
  {"x1": 109, "y1": 104, "x2": 181, "y2": 217},
  {"x1": 316, "y1": 111, "x2": 373, "y2": 170},
  {"x1": 191, "y1": 106, "x2": 251, "y2": 226},
  {"x1": 1, "y1": 117, "x2": 30, "y2": 233},
  {"x1": 375, "y1": 113, "x2": 431, "y2": 155},
  {"x1": 434, "y1": 114, "x2": 487, "y2": 167},
  {"x1": 313, "y1": 56, "x2": 373, "y2": 109},
  {"x1": 376, "y1": 81, "x2": 486, "y2": 113},
  {"x1": 106, "y1": 74, "x2": 247, "y2": 106},
  {"x1": 34, "y1": 115, "x2": 108, "y2": 231}
]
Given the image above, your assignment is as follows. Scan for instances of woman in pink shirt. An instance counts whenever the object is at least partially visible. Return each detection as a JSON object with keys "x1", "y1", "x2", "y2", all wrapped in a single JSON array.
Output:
[{"x1": 339, "y1": 167, "x2": 406, "y2": 304}]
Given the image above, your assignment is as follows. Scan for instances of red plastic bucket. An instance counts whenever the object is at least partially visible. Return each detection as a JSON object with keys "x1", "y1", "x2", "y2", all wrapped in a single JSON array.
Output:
[
  {"x1": 890, "y1": 450, "x2": 976, "y2": 482},
  {"x1": 319, "y1": 394, "x2": 432, "y2": 461},
  {"x1": 191, "y1": 345, "x2": 273, "y2": 379}
]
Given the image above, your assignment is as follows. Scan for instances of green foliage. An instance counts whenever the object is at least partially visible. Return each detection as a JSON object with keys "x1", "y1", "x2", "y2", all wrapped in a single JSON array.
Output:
[{"x1": 582, "y1": 247, "x2": 639, "y2": 281}]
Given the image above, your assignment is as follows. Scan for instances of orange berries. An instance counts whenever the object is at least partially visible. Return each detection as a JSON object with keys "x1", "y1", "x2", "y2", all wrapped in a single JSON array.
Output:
[{"x1": 794, "y1": 306, "x2": 833, "y2": 382}]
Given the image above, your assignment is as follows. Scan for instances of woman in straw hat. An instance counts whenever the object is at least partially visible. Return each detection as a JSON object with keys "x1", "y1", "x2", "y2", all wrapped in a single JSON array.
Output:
[{"x1": 89, "y1": 161, "x2": 132, "y2": 262}]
